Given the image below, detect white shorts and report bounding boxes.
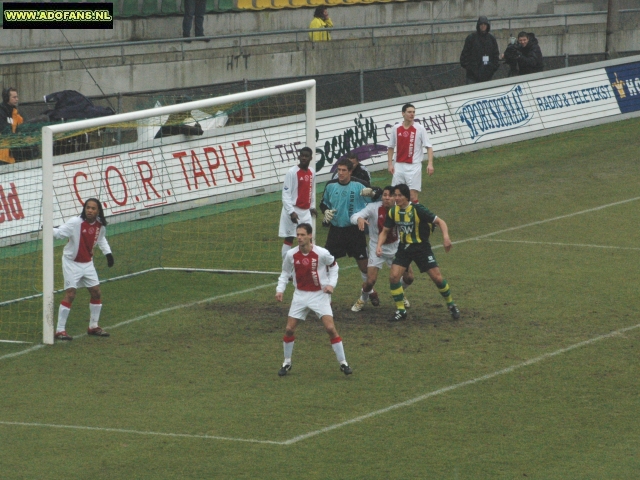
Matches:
[392,163,422,192]
[367,240,397,270]
[368,252,394,270]
[279,206,313,238]
[62,256,100,290]
[288,289,333,320]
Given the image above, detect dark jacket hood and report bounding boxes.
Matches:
[476,16,491,33]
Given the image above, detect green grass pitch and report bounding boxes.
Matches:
[1,117,639,478]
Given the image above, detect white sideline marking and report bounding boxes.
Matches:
[0,344,45,361]
[106,282,277,331]
[1,323,638,444]
[452,196,640,246]
[0,421,285,445]
[0,340,33,344]
[282,322,640,445]
[478,239,640,251]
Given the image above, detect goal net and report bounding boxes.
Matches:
[0,80,316,345]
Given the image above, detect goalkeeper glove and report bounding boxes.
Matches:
[106,253,115,268]
[360,187,382,200]
[323,209,336,223]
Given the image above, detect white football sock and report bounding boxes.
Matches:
[283,336,294,363]
[331,338,346,364]
[89,302,102,329]
[56,303,71,332]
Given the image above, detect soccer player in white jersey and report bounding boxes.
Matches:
[278,146,316,259]
[275,223,353,376]
[349,186,414,312]
[53,198,114,340]
[387,103,434,204]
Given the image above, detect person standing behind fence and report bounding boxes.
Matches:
[460,16,500,84]
[502,32,544,76]
[183,0,206,40]
[309,6,333,42]
[0,87,23,165]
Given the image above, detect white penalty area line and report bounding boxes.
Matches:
[2,322,638,445]
[477,239,640,251]
[2,195,638,356]
[283,321,640,445]
[0,421,285,445]
[0,283,276,363]
[451,196,640,247]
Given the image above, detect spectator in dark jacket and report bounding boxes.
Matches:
[460,16,500,84]
[503,32,544,76]
[0,87,23,164]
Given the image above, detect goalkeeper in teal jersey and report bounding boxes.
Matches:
[376,183,460,322]
[320,158,381,280]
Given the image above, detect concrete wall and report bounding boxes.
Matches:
[4,9,639,104]
[0,0,598,49]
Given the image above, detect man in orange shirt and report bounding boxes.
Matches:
[0,87,24,165]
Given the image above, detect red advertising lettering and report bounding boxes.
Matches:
[173,151,191,190]
[203,147,220,186]
[105,166,129,207]
[7,183,24,220]
[190,150,211,189]
[217,146,232,183]
[136,161,161,200]
[0,185,12,222]
[236,140,255,179]
[73,171,88,206]
[230,144,244,183]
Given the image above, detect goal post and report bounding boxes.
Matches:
[41,80,317,345]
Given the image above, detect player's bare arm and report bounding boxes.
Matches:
[290,212,299,223]
[323,285,334,294]
[387,147,395,174]
[376,226,390,256]
[357,217,369,231]
[275,292,284,302]
[426,147,434,176]
[310,208,317,216]
[434,218,452,252]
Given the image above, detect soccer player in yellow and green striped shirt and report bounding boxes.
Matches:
[376,184,460,322]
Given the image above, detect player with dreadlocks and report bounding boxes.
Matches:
[53,198,114,340]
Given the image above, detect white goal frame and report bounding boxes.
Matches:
[41,80,317,345]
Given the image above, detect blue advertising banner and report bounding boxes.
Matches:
[605,61,640,114]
